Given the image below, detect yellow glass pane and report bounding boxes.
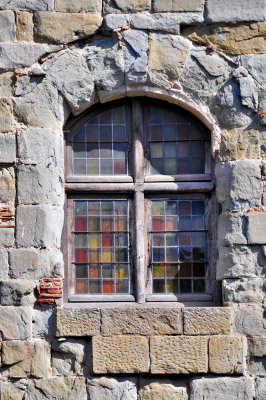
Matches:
[152,201,164,216]
[153,264,165,278]
[88,234,100,247]
[102,249,113,263]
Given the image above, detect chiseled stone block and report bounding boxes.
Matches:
[217,212,247,247]
[138,378,188,400]
[0,72,14,98]
[34,11,103,44]
[0,133,16,163]
[209,336,244,374]
[87,377,137,400]
[184,307,232,335]
[150,336,208,374]
[206,0,266,23]
[0,228,14,247]
[0,167,15,203]
[27,377,87,400]
[233,305,266,336]
[247,213,266,244]
[153,0,204,12]
[0,0,54,10]
[248,337,266,357]
[0,43,49,69]
[0,11,15,42]
[101,307,182,335]
[223,278,265,304]
[0,98,13,133]
[103,0,151,13]
[16,11,34,41]
[56,308,101,336]
[55,0,102,12]
[92,336,149,374]
[0,306,32,340]
[190,376,254,400]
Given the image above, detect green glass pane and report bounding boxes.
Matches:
[193,263,205,277]
[85,125,98,141]
[114,201,127,216]
[179,263,192,277]
[163,110,176,123]
[152,201,164,216]
[177,142,189,157]
[166,247,178,262]
[101,201,113,215]
[76,265,88,279]
[100,110,112,124]
[89,280,101,294]
[88,234,100,247]
[150,143,163,158]
[73,127,85,141]
[116,279,129,294]
[75,202,87,216]
[153,264,165,278]
[150,159,164,174]
[193,279,205,293]
[100,159,113,174]
[115,265,128,278]
[100,125,112,141]
[113,143,126,159]
[153,234,164,247]
[86,159,99,175]
[73,159,86,175]
[191,158,205,173]
[150,106,163,123]
[102,249,114,263]
[192,232,205,247]
[164,124,177,141]
[180,279,192,293]
[166,279,178,293]
[166,264,178,278]
[102,265,114,278]
[166,233,178,246]
[150,125,163,141]
[164,159,177,175]
[113,106,125,124]
[75,234,87,248]
[87,202,100,215]
[164,142,176,158]
[76,279,88,294]
[100,143,112,158]
[165,200,177,215]
[88,216,100,231]
[153,279,165,293]
[73,142,86,158]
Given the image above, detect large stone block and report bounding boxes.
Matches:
[0,133,16,163]
[190,377,254,400]
[209,336,244,374]
[9,247,64,279]
[27,377,87,400]
[256,378,266,400]
[55,0,102,12]
[241,55,266,87]
[138,378,188,400]
[101,307,182,335]
[56,308,101,336]
[150,336,208,374]
[131,12,203,31]
[248,337,266,357]
[233,305,266,336]
[184,307,231,335]
[0,227,14,247]
[0,98,13,133]
[87,377,137,400]
[92,336,149,373]
[16,205,64,247]
[153,0,204,12]
[148,33,191,89]
[0,11,15,42]
[103,0,151,13]
[17,128,63,167]
[33,308,55,338]
[216,246,265,280]
[43,48,97,115]
[223,278,265,304]
[14,76,65,129]
[0,167,15,202]
[34,11,103,44]
[219,129,260,162]
[0,279,35,306]
[206,0,266,23]
[0,43,49,69]
[52,338,86,376]
[247,213,266,244]
[217,212,247,247]
[248,357,266,376]
[17,165,64,206]
[0,380,26,400]
[0,0,54,10]
[16,11,34,41]
[0,248,9,280]
[0,306,32,340]
[0,72,14,98]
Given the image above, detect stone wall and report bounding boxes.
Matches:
[0,1,265,399]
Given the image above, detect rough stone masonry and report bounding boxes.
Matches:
[0,0,266,399]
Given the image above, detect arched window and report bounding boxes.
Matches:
[64,99,218,303]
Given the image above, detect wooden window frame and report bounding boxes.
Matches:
[63,98,218,304]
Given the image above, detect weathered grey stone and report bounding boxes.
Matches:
[247,213,266,244]
[138,378,188,400]
[83,35,125,101]
[43,48,97,115]
[93,336,149,373]
[259,88,266,125]
[52,338,86,376]
[184,307,231,335]
[33,308,55,338]
[0,72,14,98]
[256,378,266,399]
[9,247,64,279]
[104,14,131,30]
[233,305,266,336]
[0,279,35,306]
[0,98,13,133]
[102,307,182,335]
[0,133,16,163]
[121,29,148,86]
[180,46,232,102]
[17,128,63,167]
[56,308,101,336]
[0,43,49,69]
[217,246,265,280]
[0,380,27,400]
[16,11,34,41]
[0,228,14,247]
[223,278,265,304]
[237,77,259,111]
[218,212,247,247]
[209,336,244,374]
[0,167,15,202]
[150,336,208,374]
[87,377,137,400]
[56,0,102,12]
[248,357,266,376]
[0,248,9,280]
[248,337,266,357]
[27,377,87,400]
[0,11,15,42]
[148,33,191,89]
[190,377,254,400]
[153,0,204,12]
[241,55,266,87]
[14,76,66,129]
[0,306,32,340]
[104,0,151,13]
[17,165,64,206]
[34,11,103,44]
[16,205,64,247]
[206,0,266,23]
[131,12,203,32]
[0,0,54,10]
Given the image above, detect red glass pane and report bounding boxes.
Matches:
[76,280,88,294]
[179,232,191,246]
[102,234,113,247]
[150,125,163,140]
[114,159,126,174]
[75,248,88,263]
[152,217,164,231]
[89,266,101,278]
[103,279,115,294]
[178,124,189,140]
[178,158,189,174]
[75,217,87,232]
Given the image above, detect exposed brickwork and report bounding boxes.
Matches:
[37,278,63,305]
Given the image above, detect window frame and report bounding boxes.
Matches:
[63,98,216,304]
